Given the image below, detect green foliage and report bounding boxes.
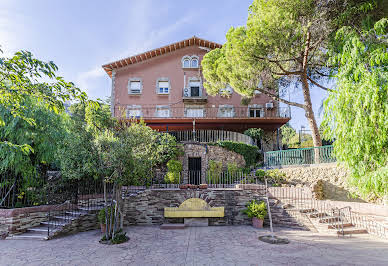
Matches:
[243,200,267,220]
[324,19,388,198]
[244,128,263,143]
[207,160,223,183]
[0,98,67,178]
[255,169,286,184]
[212,141,259,166]
[111,230,129,244]
[0,50,92,151]
[98,207,113,224]
[281,124,297,147]
[165,159,182,184]
[227,162,239,176]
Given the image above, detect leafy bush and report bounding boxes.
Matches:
[255,169,286,185]
[165,159,182,184]
[111,231,129,244]
[211,141,259,166]
[227,163,239,176]
[243,200,267,220]
[207,160,223,183]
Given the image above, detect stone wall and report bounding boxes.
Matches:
[50,211,99,239]
[0,204,73,235]
[122,189,304,228]
[180,143,245,183]
[277,163,361,202]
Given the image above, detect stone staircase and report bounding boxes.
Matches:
[287,204,368,236]
[6,204,104,241]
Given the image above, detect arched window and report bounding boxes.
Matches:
[182,56,191,68]
[191,56,199,68]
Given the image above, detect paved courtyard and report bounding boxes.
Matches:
[1,226,388,266]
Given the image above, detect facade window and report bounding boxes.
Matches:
[182,55,199,68]
[185,108,204,118]
[217,105,235,118]
[158,81,169,94]
[219,85,233,97]
[182,57,191,68]
[189,79,201,97]
[128,78,142,94]
[191,58,198,68]
[155,106,170,117]
[249,108,264,118]
[127,105,142,118]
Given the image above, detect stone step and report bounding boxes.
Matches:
[7,231,48,240]
[337,229,368,235]
[27,226,60,233]
[53,215,78,221]
[310,212,327,218]
[77,206,104,211]
[41,221,68,227]
[160,224,186,230]
[300,208,317,214]
[328,223,353,229]
[66,211,87,216]
[319,216,341,223]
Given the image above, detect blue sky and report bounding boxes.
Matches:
[1,0,328,130]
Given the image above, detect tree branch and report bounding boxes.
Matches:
[306,76,333,92]
[255,87,305,109]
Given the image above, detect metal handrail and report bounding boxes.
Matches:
[0,180,16,207]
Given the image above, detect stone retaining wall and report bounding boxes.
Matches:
[0,204,74,235]
[122,189,304,228]
[277,163,361,202]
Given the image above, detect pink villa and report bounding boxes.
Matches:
[102,36,290,152]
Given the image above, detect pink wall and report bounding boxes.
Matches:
[113,45,277,117]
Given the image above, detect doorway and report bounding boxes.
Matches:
[188,157,201,185]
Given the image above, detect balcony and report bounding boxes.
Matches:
[182,87,207,103]
[115,105,290,131]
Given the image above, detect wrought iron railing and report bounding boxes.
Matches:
[114,106,291,119]
[264,145,335,167]
[163,130,255,145]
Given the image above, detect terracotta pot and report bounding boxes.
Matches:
[252,217,264,228]
[199,184,208,189]
[100,224,106,234]
[179,184,189,189]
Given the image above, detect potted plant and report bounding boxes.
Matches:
[242,200,267,228]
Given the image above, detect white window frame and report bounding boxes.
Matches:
[156,77,170,95]
[155,105,171,118]
[181,55,200,68]
[191,56,199,68]
[128,78,143,95]
[185,107,204,118]
[248,104,264,118]
[217,105,235,118]
[188,77,202,97]
[126,105,142,118]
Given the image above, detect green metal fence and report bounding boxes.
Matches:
[264,145,335,167]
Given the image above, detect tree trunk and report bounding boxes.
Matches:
[301,75,322,163]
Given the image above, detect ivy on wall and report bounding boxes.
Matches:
[209,141,259,166]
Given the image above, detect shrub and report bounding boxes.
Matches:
[255,169,266,181]
[227,162,239,176]
[212,141,259,166]
[207,160,223,183]
[165,159,182,184]
[243,200,267,220]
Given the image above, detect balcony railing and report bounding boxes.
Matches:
[115,106,291,119]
